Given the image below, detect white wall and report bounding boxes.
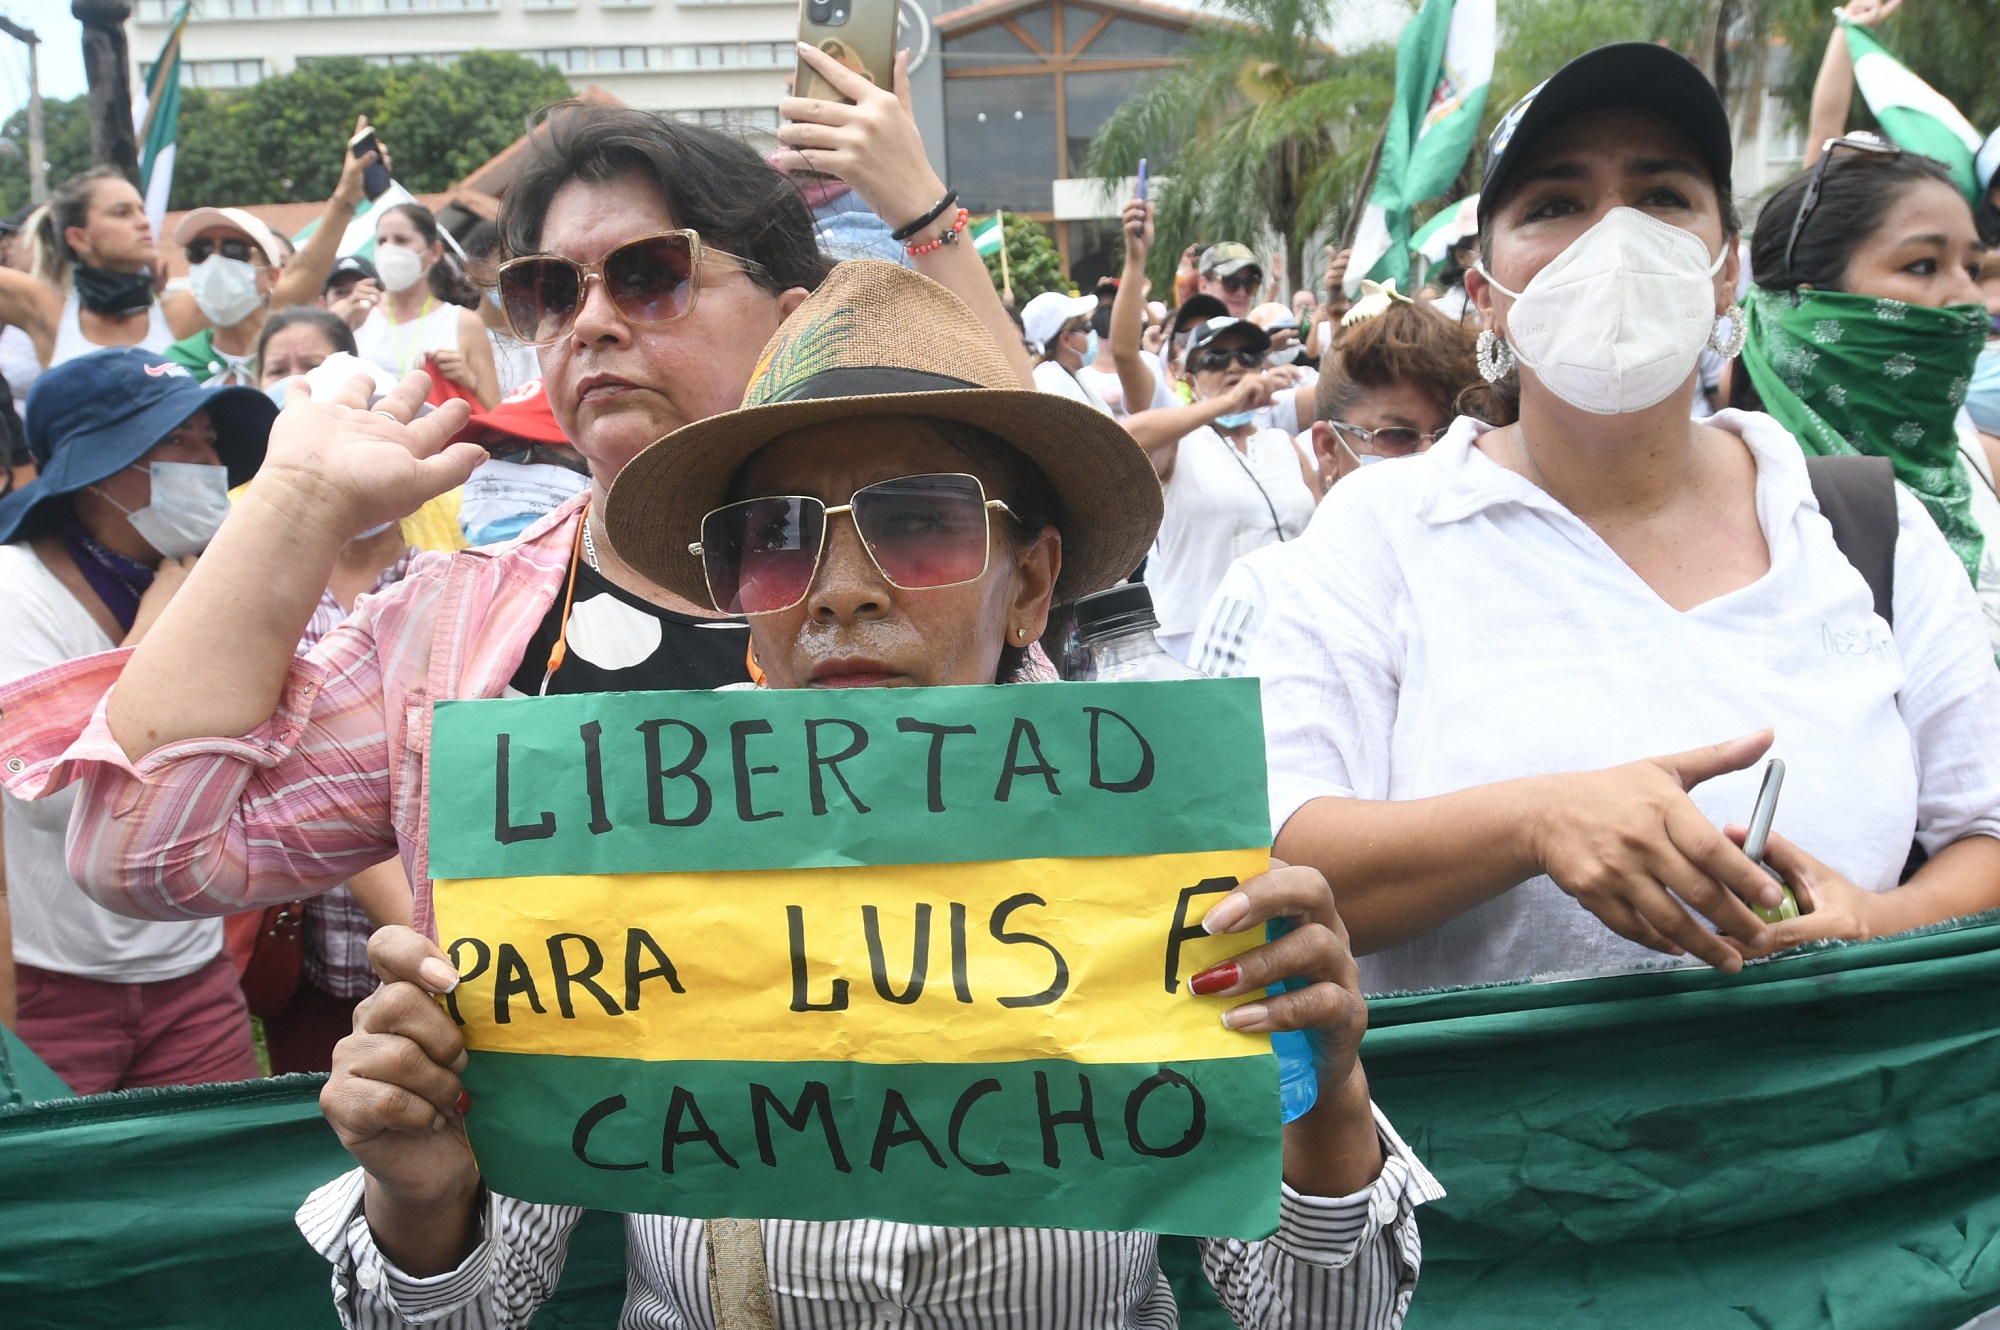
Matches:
[129,0,801,119]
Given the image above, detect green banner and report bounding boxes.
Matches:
[10,921,2000,1325]
[428,678,1269,880]
[464,1053,1278,1239]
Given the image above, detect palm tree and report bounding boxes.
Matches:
[1083,0,1397,296]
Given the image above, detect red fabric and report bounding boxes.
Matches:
[452,378,570,449]
[422,353,482,411]
[14,955,261,1095]
[262,977,365,1075]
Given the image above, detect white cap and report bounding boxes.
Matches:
[174,206,286,267]
[1980,125,2000,193]
[1020,291,1097,354]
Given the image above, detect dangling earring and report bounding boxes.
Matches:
[1476,329,1516,384]
[1709,303,1747,358]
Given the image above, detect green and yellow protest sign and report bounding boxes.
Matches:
[428,678,1283,1239]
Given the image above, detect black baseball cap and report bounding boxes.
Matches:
[324,253,379,289]
[1183,317,1272,363]
[1476,43,1733,228]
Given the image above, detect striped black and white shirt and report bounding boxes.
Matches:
[296,1105,1441,1329]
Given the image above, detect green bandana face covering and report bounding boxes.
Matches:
[1741,287,1987,584]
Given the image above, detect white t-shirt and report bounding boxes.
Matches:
[0,543,224,982]
[50,291,175,368]
[1074,363,1127,416]
[2,325,41,420]
[1188,538,1305,678]
[1031,359,1112,415]
[1251,411,2000,994]
[1951,416,2000,657]
[1149,425,1316,653]
[354,300,462,380]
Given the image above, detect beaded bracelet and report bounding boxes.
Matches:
[890,190,959,242]
[907,208,970,257]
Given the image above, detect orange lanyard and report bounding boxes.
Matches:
[538,517,588,696]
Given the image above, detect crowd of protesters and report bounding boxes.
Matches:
[0,3,1998,1324]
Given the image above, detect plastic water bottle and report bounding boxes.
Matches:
[1073,584,1319,1123]
[1071,584,1205,681]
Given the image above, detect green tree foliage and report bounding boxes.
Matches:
[981,213,1070,303]
[1084,0,1396,295]
[0,51,571,216]
[0,95,95,218]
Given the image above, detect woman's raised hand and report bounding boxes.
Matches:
[253,371,484,545]
[1530,731,1789,972]
[778,45,940,232]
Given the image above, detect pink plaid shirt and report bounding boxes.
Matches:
[0,493,589,941]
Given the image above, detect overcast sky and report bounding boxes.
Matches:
[0,0,1414,121]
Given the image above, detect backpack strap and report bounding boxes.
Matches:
[1805,454,1898,628]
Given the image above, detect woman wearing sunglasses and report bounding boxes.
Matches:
[1252,42,2000,995]
[1188,293,1493,679]
[286,259,1437,1329]
[1146,315,1318,662]
[1730,135,2000,654]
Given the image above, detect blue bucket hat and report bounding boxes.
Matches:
[0,348,278,545]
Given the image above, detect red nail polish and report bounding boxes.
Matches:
[1189,962,1240,996]
[453,1089,472,1117]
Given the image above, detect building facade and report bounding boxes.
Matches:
[129,0,805,129]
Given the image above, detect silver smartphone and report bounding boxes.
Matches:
[1742,759,1801,923]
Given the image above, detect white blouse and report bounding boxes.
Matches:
[1251,411,2000,993]
[1150,426,1316,652]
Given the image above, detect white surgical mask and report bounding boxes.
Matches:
[1266,345,1302,366]
[1478,206,1725,415]
[98,461,233,558]
[1213,410,1257,429]
[375,244,426,294]
[189,255,264,328]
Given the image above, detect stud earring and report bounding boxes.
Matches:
[1476,329,1516,383]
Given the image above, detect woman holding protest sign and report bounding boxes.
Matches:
[298,260,1439,1329]
[1253,43,2000,995]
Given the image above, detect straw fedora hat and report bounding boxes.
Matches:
[604,260,1163,608]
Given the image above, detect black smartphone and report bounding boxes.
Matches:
[349,127,391,201]
[1742,758,1801,923]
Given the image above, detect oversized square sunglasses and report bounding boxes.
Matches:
[690,473,1020,616]
[494,229,769,346]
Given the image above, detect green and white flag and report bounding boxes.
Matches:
[970,212,1006,258]
[290,180,419,259]
[1842,16,1982,206]
[1411,193,1479,266]
[1347,0,1494,296]
[132,3,191,235]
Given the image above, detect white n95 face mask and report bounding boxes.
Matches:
[374,244,426,294]
[1479,206,1726,415]
[99,461,234,558]
[188,256,264,328]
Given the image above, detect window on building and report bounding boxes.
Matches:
[1063,67,1154,176]
[178,58,266,87]
[523,0,580,9]
[1764,90,1805,166]
[595,45,659,70]
[600,0,655,8]
[1072,15,1183,57]
[527,47,592,71]
[745,42,787,67]
[1010,8,1054,52]
[945,75,1059,212]
[942,24,1041,64]
[672,107,781,132]
[671,43,743,68]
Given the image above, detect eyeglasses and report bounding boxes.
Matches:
[691,472,1019,616]
[184,237,258,265]
[1782,134,1905,301]
[1190,346,1264,373]
[1329,421,1440,456]
[1218,270,1262,294]
[494,230,770,346]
